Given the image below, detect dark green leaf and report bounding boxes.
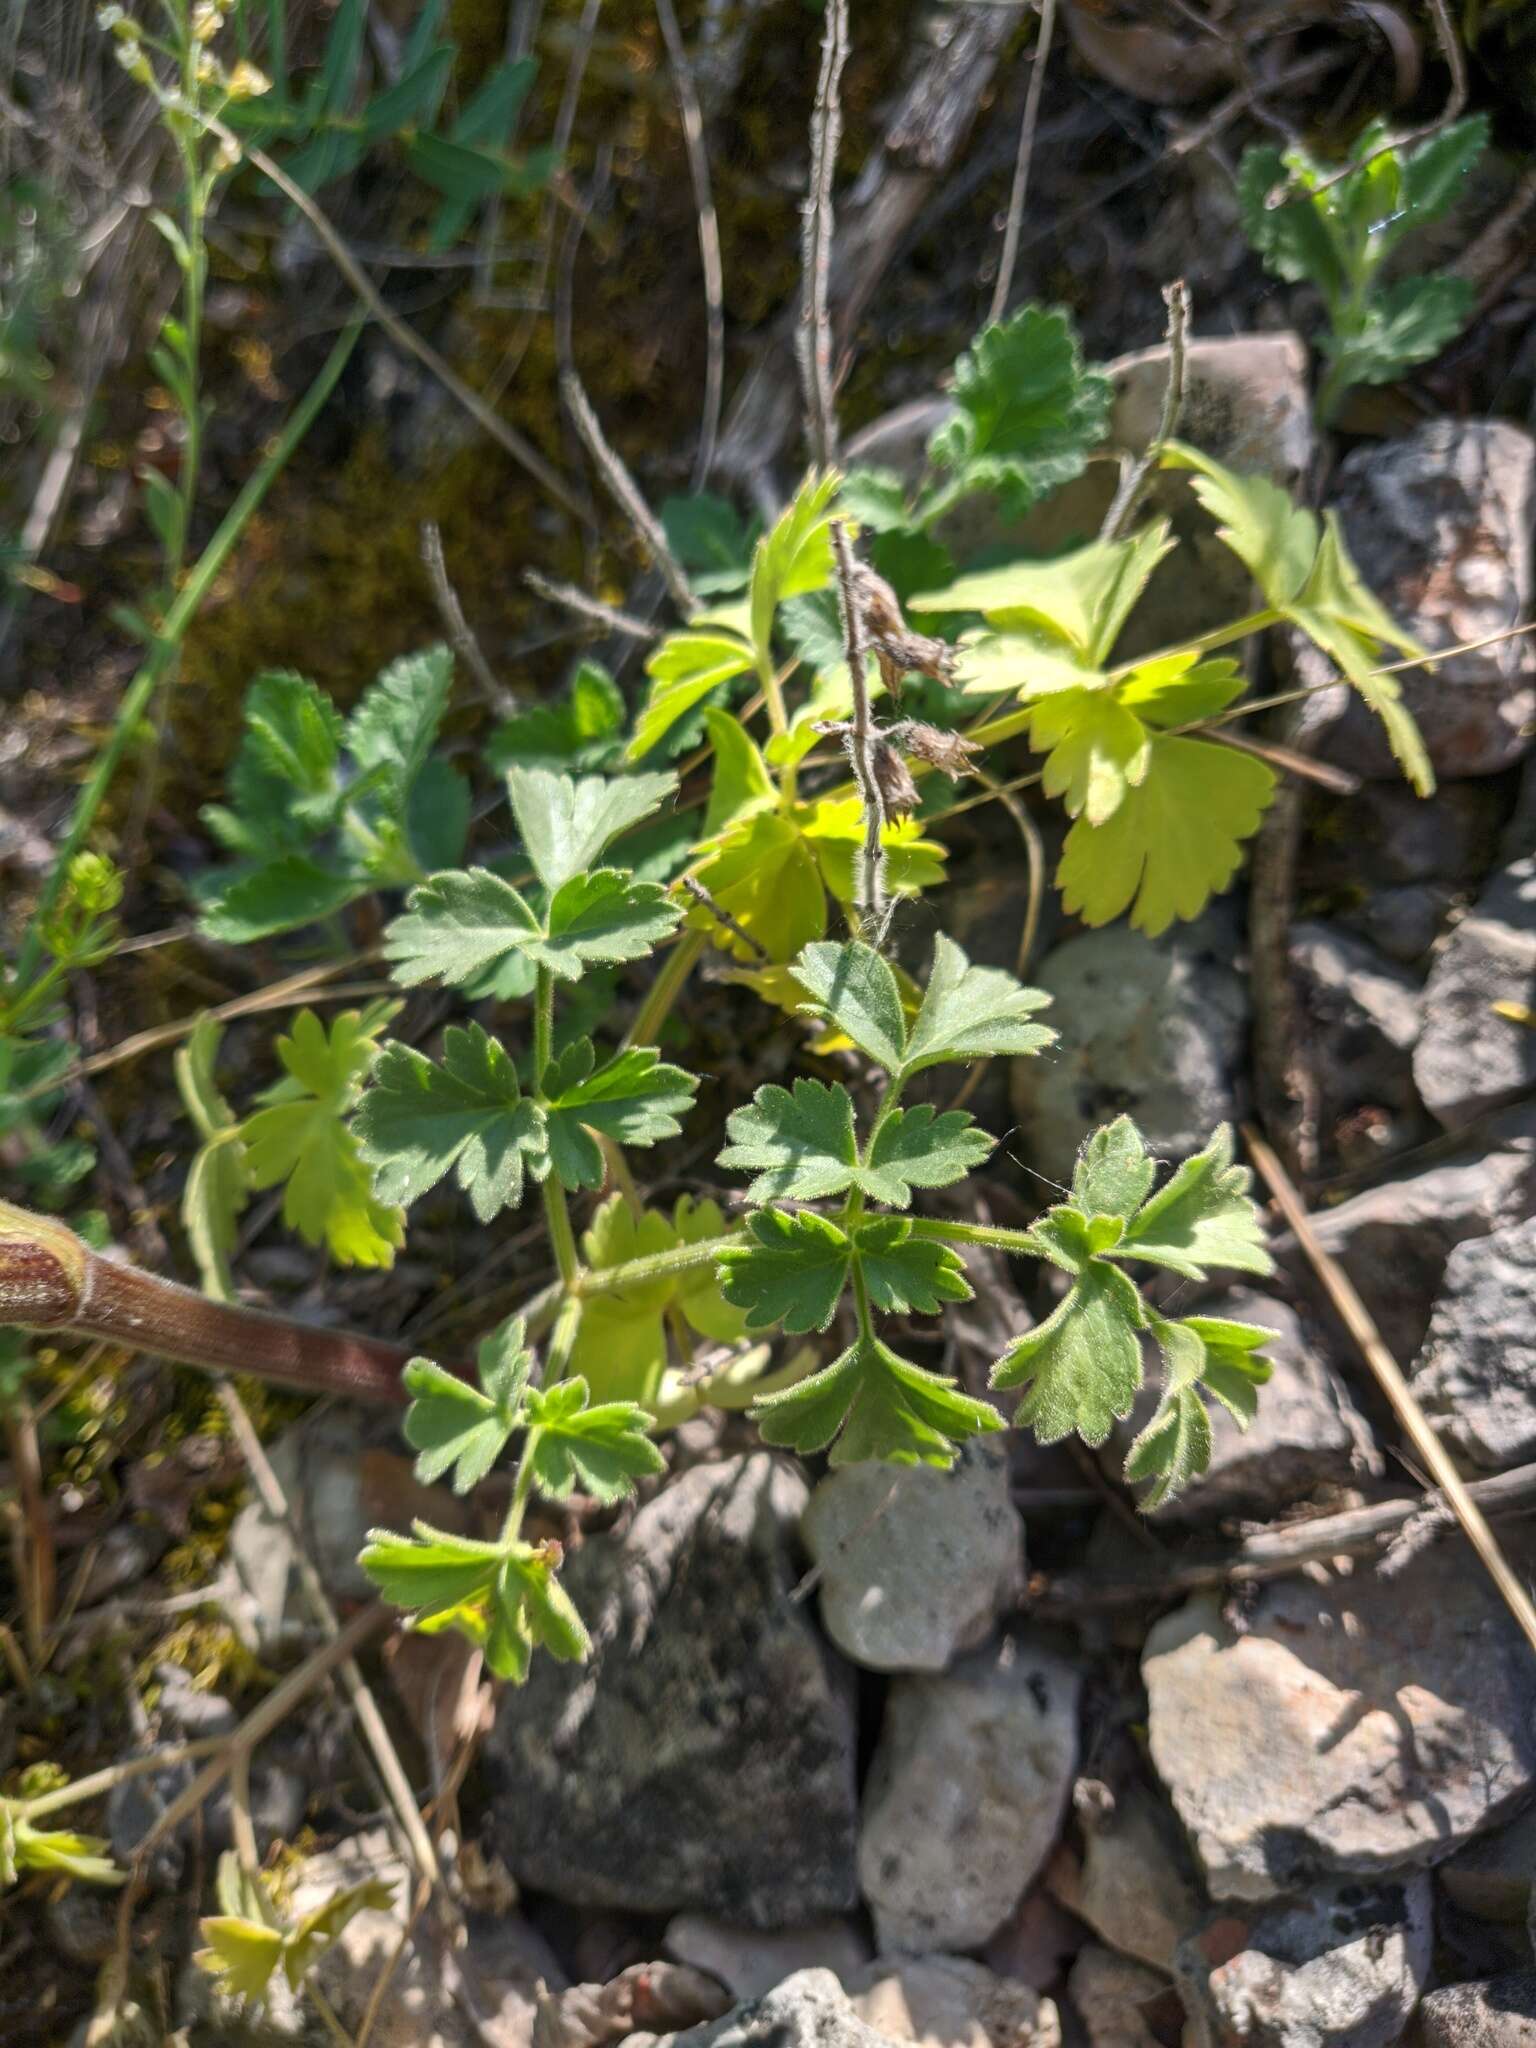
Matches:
[864,1103,995,1206]
[507,766,677,892]
[990,1258,1145,1445]
[717,1208,852,1333]
[1071,1115,1156,1220]
[354,1022,549,1222]
[754,1331,1002,1469]
[541,1041,699,1190]
[854,1218,972,1315]
[1117,1124,1273,1279]
[661,494,759,595]
[717,1078,861,1203]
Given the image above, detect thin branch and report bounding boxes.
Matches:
[522,568,659,642]
[654,0,726,487]
[681,876,769,961]
[420,522,518,716]
[198,113,592,530]
[1100,277,1190,541]
[830,520,886,929]
[1033,1458,1536,1612]
[559,368,696,616]
[1244,1124,1536,1662]
[1265,0,1466,209]
[798,0,848,470]
[988,0,1058,325]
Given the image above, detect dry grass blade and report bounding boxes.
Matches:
[655,0,726,486]
[1243,1124,1536,1662]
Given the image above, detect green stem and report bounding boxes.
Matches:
[542,1177,581,1292]
[1108,608,1281,674]
[577,1231,740,1297]
[16,314,364,983]
[500,1423,545,1545]
[906,1216,1047,1257]
[532,966,554,1081]
[622,927,707,1051]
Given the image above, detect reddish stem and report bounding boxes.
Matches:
[0,1201,421,1406]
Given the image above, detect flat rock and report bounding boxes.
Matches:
[1414,857,1536,1129]
[1066,1945,1171,2048]
[1310,780,1511,890]
[1103,1291,1378,1525]
[1420,1973,1536,2047]
[859,1633,1080,1953]
[801,1439,1024,1673]
[1347,881,1456,967]
[483,1454,859,1929]
[1291,419,1536,780]
[663,1917,871,2003]
[1011,918,1248,1185]
[1046,1778,1204,1971]
[1411,1217,1536,1469]
[1440,1800,1536,1923]
[1143,1542,1536,1902]
[844,1955,1061,2048]
[1173,1876,1432,2048]
[1272,1099,1536,1361]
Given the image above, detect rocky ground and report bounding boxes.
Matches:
[4,3,1536,2046]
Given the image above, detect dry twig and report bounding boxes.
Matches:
[560,369,696,616]
[1101,278,1190,542]
[830,521,886,927]
[799,0,848,469]
[1244,1124,1536,1662]
[654,0,726,486]
[421,522,518,716]
[989,0,1058,324]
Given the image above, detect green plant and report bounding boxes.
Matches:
[0,296,1445,1704]
[1238,114,1490,424]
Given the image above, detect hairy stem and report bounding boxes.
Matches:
[829,520,885,929]
[622,927,707,1051]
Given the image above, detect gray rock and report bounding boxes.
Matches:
[1349,882,1455,967]
[1411,1217,1536,1469]
[1143,1542,1536,1902]
[484,1454,859,1928]
[665,1971,904,2048]
[1440,1800,1536,1922]
[1414,857,1536,1129]
[1287,923,1422,1146]
[859,1633,1080,1953]
[1273,1099,1536,1361]
[1291,419,1536,780]
[663,1917,871,2004]
[1066,1945,1170,2048]
[1011,919,1248,1186]
[1104,1291,1378,1524]
[1174,1876,1432,2048]
[1046,1778,1204,1971]
[843,1954,1061,2048]
[1420,1974,1536,2047]
[801,1439,1024,1673]
[1309,780,1510,891]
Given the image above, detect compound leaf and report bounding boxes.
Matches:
[400,1315,531,1493]
[864,1103,995,1206]
[539,870,682,977]
[541,1041,698,1190]
[717,1208,852,1333]
[754,1330,1002,1469]
[900,933,1055,1073]
[507,766,677,892]
[717,1078,860,1203]
[854,1218,972,1315]
[354,1022,549,1223]
[1117,1123,1272,1279]
[1057,733,1276,936]
[1072,1114,1156,1221]
[990,1257,1145,1445]
[524,1377,665,1503]
[926,305,1111,519]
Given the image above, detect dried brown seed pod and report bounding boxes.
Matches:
[871,737,920,816]
[895,721,982,779]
